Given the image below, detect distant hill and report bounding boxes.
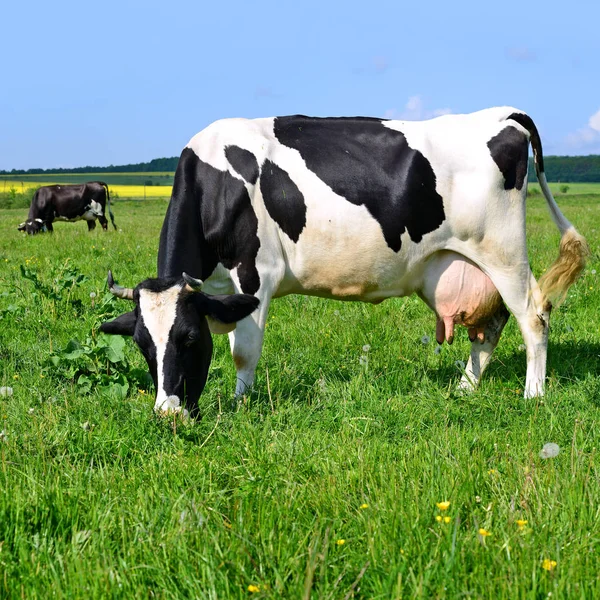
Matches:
[2,154,600,182]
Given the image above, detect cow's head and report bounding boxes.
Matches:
[18,219,45,234]
[100,271,259,418]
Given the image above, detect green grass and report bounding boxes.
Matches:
[1,194,599,599]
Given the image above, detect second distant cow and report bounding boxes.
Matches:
[18,181,117,234]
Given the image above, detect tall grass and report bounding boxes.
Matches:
[0,195,599,598]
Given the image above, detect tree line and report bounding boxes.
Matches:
[2,155,600,182]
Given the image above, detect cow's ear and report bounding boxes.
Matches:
[100,311,137,336]
[196,293,259,324]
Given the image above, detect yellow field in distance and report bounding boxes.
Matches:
[0,180,173,199]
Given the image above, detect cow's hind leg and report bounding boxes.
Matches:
[457,304,510,392]
[473,264,550,398]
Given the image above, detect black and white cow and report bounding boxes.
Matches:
[101,107,588,418]
[18,181,117,234]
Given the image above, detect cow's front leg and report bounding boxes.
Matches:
[87,220,97,231]
[45,221,53,232]
[458,304,510,392]
[228,288,272,402]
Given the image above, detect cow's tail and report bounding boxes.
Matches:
[508,112,590,305]
[99,182,117,230]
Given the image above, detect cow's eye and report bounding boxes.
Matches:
[185,333,198,347]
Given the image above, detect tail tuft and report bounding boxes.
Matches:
[538,228,590,305]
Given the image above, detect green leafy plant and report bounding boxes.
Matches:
[48,335,152,397]
[20,262,88,304]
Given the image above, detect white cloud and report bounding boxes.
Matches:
[506,46,537,62]
[565,107,600,151]
[589,108,600,132]
[384,95,452,121]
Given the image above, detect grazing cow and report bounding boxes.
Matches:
[18,181,116,234]
[101,107,588,418]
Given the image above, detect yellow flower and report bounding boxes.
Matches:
[478,528,491,537]
[443,516,451,524]
[138,389,146,395]
[359,503,369,509]
[336,539,345,546]
[13,375,19,380]
[435,515,443,522]
[516,519,528,529]
[542,559,557,572]
[248,584,260,593]
[487,469,497,475]
[400,548,405,555]
[436,501,450,511]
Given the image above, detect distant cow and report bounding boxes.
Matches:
[18,181,116,234]
[101,107,588,418]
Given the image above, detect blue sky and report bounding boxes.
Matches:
[1,0,599,170]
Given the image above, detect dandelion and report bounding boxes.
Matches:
[336,539,345,546]
[421,334,430,345]
[592,269,597,275]
[0,387,13,397]
[478,528,491,537]
[475,495,482,503]
[436,501,450,511]
[28,408,35,415]
[359,503,369,509]
[540,443,560,459]
[435,515,443,522]
[542,558,557,571]
[13,374,19,380]
[516,519,528,529]
[434,345,441,355]
[90,292,97,299]
[488,469,497,475]
[81,421,91,431]
[359,355,368,366]
[362,344,371,353]
[248,584,261,593]
[443,516,451,524]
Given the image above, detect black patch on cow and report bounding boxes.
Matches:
[158,148,261,294]
[273,116,445,252]
[487,125,529,191]
[260,159,307,242]
[507,112,545,174]
[225,145,260,184]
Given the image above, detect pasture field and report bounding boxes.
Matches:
[0,194,599,599]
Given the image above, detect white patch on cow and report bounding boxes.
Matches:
[139,285,183,413]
